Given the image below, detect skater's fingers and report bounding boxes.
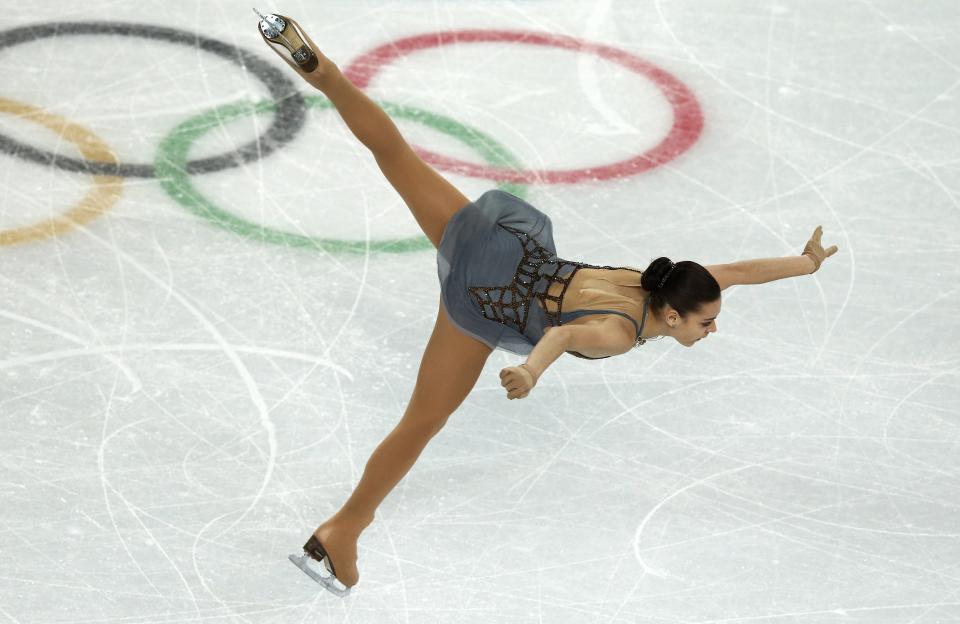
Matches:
[502,368,526,381]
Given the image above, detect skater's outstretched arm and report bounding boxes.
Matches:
[712,226,839,287]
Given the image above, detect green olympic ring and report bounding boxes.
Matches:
[156,96,528,254]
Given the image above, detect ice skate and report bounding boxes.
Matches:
[254,10,337,90]
[254,9,319,72]
[288,534,352,598]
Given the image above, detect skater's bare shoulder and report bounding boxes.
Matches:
[559,317,635,358]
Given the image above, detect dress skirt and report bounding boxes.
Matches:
[437,189,572,355]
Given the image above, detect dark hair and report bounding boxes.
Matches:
[640,257,720,317]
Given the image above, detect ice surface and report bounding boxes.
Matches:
[1,1,959,622]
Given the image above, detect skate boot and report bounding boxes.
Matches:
[254,9,319,72]
[288,534,352,597]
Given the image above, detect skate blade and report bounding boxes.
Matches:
[288,553,351,598]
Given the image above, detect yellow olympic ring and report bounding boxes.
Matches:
[0,97,122,246]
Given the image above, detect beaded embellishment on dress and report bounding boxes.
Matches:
[467,224,643,359]
[467,224,573,335]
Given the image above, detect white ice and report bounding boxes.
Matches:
[1,1,959,622]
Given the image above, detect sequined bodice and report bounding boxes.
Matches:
[466,224,644,360]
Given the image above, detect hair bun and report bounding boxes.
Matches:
[641,257,676,293]
[638,258,722,318]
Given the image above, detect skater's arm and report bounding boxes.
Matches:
[719,226,839,287]
[524,321,632,379]
[703,263,739,292]
[726,255,816,286]
[503,323,630,401]
[521,327,571,382]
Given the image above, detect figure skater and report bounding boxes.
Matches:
[260,18,839,597]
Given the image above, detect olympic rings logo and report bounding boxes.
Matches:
[0,22,703,254]
[0,98,123,246]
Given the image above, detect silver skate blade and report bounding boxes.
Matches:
[288,553,351,598]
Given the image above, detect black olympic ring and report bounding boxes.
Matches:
[0,21,307,178]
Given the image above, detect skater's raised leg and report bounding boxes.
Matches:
[262,19,469,249]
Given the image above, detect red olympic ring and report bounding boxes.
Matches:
[344,29,704,185]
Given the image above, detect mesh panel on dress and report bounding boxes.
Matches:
[467,224,580,335]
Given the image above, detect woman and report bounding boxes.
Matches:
[261,19,838,597]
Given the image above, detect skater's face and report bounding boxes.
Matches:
[676,298,721,347]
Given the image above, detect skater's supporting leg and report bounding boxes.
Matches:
[312,300,492,587]
[333,299,491,528]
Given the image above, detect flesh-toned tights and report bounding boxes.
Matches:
[310,67,494,587]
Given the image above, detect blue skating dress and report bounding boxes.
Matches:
[437,190,648,359]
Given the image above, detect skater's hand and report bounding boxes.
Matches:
[258,16,333,89]
[801,225,839,273]
[500,365,537,400]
